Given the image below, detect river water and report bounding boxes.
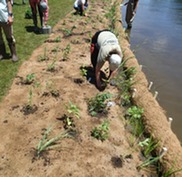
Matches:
[121,0,182,142]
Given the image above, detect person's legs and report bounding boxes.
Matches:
[29,1,38,30]
[3,23,18,61]
[125,0,134,28]
[0,26,6,60]
[38,3,43,27]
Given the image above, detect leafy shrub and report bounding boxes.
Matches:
[88,92,112,116]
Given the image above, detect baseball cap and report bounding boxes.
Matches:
[109,54,122,71]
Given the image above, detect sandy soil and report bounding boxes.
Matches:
[0,1,181,177]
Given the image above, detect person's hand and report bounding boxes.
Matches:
[97,81,106,91]
[7,16,13,25]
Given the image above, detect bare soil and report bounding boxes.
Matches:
[0,1,181,177]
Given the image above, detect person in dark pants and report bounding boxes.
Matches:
[0,0,18,61]
[90,30,123,90]
[124,0,139,29]
[73,0,88,16]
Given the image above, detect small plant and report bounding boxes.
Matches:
[22,73,35,84]
[28,88,33,108]
[61,114,75,130]
[127,106,144,120]
[62,26,76,37]
[36,126,72,157]
[47,59,56,72]
[91,121,109,141]
[66,101,80,119]
[21,87,38,115]
[62,44,71,61]
[88,92,112,116]
[137,147,168,170]
[54,36,61,43]
[138,137,159,158]
[121,91,132,106]
[51,46,60,53]
[126,106,144,136]
[80,66,87,77]
[38,47,49,62]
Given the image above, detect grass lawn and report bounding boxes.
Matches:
[0,0,73,101]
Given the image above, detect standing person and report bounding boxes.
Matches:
[0,0,18,61]
[122,0,139,29]
[29,0,48,31]
[90,30,123,90]
[74,0,88,16]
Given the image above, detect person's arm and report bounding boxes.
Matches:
[7,0,13,25]
[109,69,117,79]
[95,62,104,90]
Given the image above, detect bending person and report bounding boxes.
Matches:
[90,30,123,90]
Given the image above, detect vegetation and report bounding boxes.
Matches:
[87,92,112,116]
[91,121,109,141]
[22,73,35,84]
[36,125,72,157]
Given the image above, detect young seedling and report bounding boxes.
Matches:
[138,137,159,158]
[127,106,144,120]
[137,147,168,170]
[22,73,35,85]
[80,66,88,78]
[21,87,38,115]
[62,26,76,37]
[36,126,72,157]
[46,59,56,72]
[62,44,71,61]
[91,121,109,141]
[51,46,60,53]
[61,114,75,130]
[54,36,61,43]
[66,101,80,119]
[38,47,49,62]
[88,92,112,117]
[126,105,144,136]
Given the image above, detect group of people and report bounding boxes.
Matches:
[0,0,139,90]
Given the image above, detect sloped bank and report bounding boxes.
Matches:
[115,0,182,175]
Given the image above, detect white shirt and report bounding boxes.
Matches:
[97,31,122,67]
[0,0,9,22]
[74,0,86,7]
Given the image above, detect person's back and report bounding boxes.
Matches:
[97,31,121,64]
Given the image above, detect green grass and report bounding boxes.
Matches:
[0,0,73,101]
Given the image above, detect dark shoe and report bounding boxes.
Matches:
[127,23,132,29]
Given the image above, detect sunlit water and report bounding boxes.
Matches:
[121,0,182,142]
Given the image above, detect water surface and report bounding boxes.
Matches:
[121,0,182,142]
